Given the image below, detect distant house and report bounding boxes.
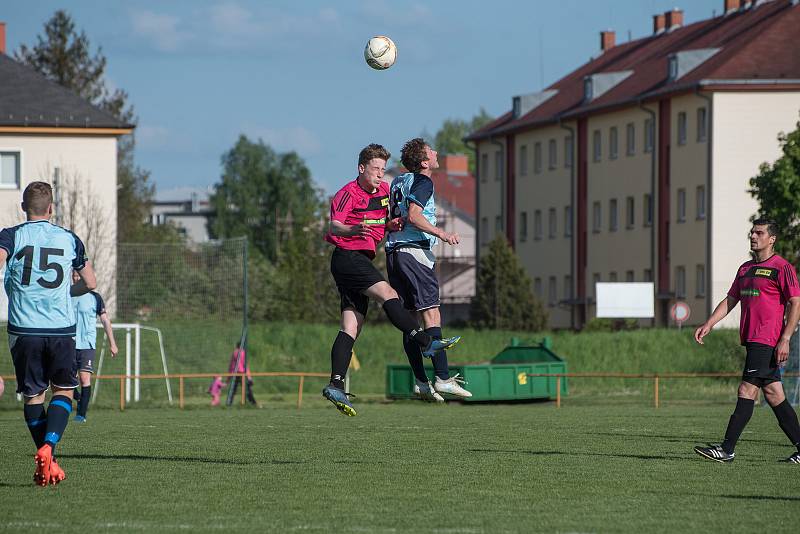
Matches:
[0,23,133,319]
[149,187,214,243]
[385,154,476,324]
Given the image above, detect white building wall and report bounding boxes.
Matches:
[711,92,800,330]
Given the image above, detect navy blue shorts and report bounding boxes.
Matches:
[387,248,440,311]
[76,348,96,374]
[10,335,78,397]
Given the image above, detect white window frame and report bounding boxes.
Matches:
[696,264,706,297]
[519,145,528,176]
[548,207,557,239]
[677,112,687,145]
[696,185,706,220]
[677,188,686,223]
[626,122,635,156]
[697,107,707,142]
[0,149,23,190]
[534,142,542,174]
[592,130,601,162]
[548,139,557,170]
[609,127,618,160]
[534,209,542,241]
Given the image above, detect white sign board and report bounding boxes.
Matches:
[596,282,655,318]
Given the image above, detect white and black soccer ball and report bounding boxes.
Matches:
[364,36,397,70]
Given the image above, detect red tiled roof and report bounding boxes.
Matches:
[385,155,476,219]
[467,0,800,140]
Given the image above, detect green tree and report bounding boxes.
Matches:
[15,10,160,242]
[433,108,493,173]
[748,118,800,265]
[470,235,548,331]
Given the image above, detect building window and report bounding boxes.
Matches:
[609,127,618,160]
[697,107,707,142]
[644,194,653,227]
[0,151,21,189]
[519,212,528,241]
[609,271,618,283]
[696,185,706,220]
[592,201,601,233]
[609,199,618,232]
[534,210,542,240]
[564,205,573,237]
[644,118,654,153]
[481,153,488,182]
[495,215,502,234]
[495,151,504,181]
[592,273,601,298]
[677,112,687,145]
[644,269,653,282]
[480,217,488,243]
[548,208,557,239]
[564,136,574,168]
[625,196,635,228]
[593,130,601,162]
[534,277,543,299]
[564,275,573,300]
[534,142,542,174]
[677,188,686,223]
[519,145,528,176]
[548,276,557,306]
[676,266,686,298]
[625,270,635,282]
[548,139,557,170]
[696,264,706,297]
[626,122,635,156]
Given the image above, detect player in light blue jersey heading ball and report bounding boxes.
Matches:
[0,181,97,486]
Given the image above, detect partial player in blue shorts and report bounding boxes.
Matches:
[0,181,97,485]
[72,271,118,422]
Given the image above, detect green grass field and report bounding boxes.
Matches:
[1,401,799,532]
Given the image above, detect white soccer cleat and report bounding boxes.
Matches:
[434,373,472,398]
[414,380,445,403]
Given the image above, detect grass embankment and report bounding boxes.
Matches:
[1,322,746,408]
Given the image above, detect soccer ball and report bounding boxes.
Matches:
[364,36,397,70]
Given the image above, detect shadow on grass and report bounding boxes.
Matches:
[467,448,684,461]
[589,432,786,447]
[0,482,31,488]
[58,453,304,466]
[721,494,800,502]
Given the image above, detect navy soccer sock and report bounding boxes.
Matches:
[403,333,429,383]
[78,385,91,417]
[382,299,432,348]
[24,404,48,449]
[426,326,450,380]
[44,395,73,453]
[770,399,800,452]
[721,397,754,454]
[330,331,355,390]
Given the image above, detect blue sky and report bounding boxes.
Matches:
[3,0,722,196]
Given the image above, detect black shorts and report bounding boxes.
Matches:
[386,248,440,311]
[75,348,96,374]
[742,342,782,388]
[330,247,385,316]
[10,335,78,397]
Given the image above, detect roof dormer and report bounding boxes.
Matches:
[583,71,633,102]
[667,48,721,82]
[512,90,558,119]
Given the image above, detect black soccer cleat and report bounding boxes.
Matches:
[693,444,734,463]
[784,451,800,464]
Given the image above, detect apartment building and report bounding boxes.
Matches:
[467,0,800,329]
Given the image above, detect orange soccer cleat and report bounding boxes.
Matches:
[33,444,53,487]
[49,458,66,485]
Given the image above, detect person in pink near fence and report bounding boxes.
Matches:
[229,342,257,406]
[208,376,225,406]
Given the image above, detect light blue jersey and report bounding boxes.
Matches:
[0,220,87,336]
[74,292,105,349]
[386,172,437,253]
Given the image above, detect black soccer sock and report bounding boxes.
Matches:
[78,385,91,417]
[770,399,800,451]
[44,395,73,453]
[403,334,429,383]
[426,326,450,380]
[721,397,754,454]
[382,299,431,348]
[24,404,48,449]
[330,331,355,390]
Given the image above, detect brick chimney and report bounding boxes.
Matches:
[665,9,684,31]
[724,0,741,13]
[653,13,666,34]
[0,22,6,55]
[600,30,616,52]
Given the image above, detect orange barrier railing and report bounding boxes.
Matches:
[0,372,330,411]
[528,372,800,408]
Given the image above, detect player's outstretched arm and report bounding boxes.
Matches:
[694,296,738,345]
[71,261,97,296]
[407,203,459,245]
[99,311,119,358]
[776,296,800,365]
[330,219,369,237]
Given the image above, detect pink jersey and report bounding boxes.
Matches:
[324,179,390,259]
[727,254,800,346]
[229,348,250,375]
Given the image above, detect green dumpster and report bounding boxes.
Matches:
[386,337,567,402]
